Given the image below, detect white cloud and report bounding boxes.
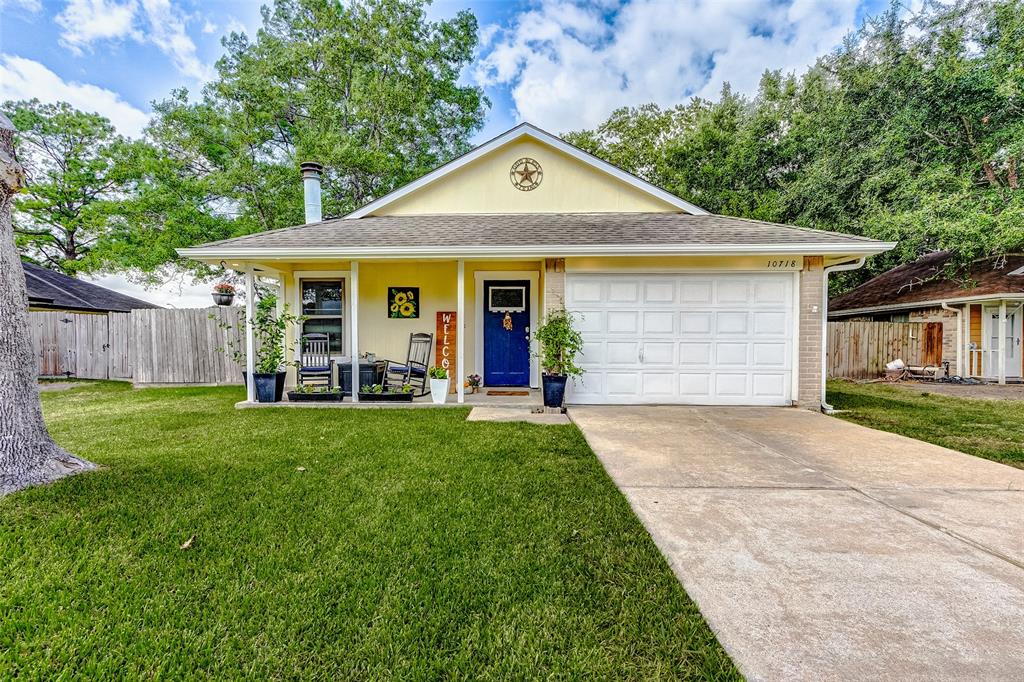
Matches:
[56,0,140,52]
[201,19,216,34]
[138,0,214,81]
[475,0,863,132]
[223,17,248,36]
[55,0,213,82]
[0,0,42,11]
[0,54,150,137]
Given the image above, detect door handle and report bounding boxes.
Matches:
[638,348,645,363]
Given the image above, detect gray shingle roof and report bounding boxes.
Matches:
[186,212,887,253]
[23,262,161,313]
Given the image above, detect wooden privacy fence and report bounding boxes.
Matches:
[827,320,944,380]
[30,307,247,385]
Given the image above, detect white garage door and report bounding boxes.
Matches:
[565,273,795,405]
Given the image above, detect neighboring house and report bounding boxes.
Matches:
[23,261,160,313]
[830,251,1024,383]
[179,123,893,407]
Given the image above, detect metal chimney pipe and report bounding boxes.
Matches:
[300,161,323,223]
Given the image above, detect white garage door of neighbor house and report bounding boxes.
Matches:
[565,273,795,405]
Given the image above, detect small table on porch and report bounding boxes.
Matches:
[338,359,385,396]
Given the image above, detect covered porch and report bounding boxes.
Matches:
[229,256,562,405]
[956,298,1024,384]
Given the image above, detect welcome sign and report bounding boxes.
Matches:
[435,311,457,393]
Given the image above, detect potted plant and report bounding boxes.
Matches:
[533,309,584,408]
[466,373,481,394]
[428,366,449,404]
[358,383,415,403]
[250,296,304,403]
[212,282,236,306]
[286,384,344,402]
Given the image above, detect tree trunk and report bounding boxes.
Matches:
[0,113,94,496]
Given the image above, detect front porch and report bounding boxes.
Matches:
[229,257,564,406]
[236,388,544,409]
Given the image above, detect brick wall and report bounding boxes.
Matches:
[543,258,565,315]
[908,306,959,375]
[798,256,824,409]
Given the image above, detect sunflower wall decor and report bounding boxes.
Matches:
[388,287,419,319]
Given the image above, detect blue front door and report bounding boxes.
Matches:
[483,280,531,386]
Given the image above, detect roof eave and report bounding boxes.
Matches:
[178,241,896,261]
[830,292,1024,317]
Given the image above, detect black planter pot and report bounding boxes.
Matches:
[244,371,287,402]
[357,392,414,403]
[542,374,568,408]
[211,292,235,306]
[252,373,281,403]
[286,391,344,402]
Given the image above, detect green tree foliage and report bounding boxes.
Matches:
[565,0,1024,290]
[110,0,487,276]
[3,100,132,274]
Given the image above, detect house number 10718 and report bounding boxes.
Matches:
[766,259,799,269]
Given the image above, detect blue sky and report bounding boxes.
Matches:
[1,0,889,304]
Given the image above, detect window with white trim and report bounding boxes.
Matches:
[301,280,344,354]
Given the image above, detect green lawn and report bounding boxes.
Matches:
[827,380,1024,468]
[1,382,737,679]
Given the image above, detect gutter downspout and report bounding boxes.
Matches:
[940,301,962,377]
[821,257,866,413]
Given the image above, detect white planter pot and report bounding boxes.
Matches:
[430,378,450,404]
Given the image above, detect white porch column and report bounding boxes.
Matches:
[244,266,256,403]
[966,303,974,376]
[351,261,360,402]
[998,300,1007,385]
[457,259,465,404]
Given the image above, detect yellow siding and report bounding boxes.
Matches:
[969,304,982,376]
[281,260,542,384]
[374,139,680,216]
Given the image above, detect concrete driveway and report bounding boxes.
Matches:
[569,406,1024,681]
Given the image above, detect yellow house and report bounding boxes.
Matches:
[179,123,894,408]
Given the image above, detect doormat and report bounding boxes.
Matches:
[486,390,530,396]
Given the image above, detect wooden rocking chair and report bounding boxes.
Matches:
[382,332,433,396]
[296,333,334,389]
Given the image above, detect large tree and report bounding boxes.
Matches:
[107,0,487,277]
[0,113,94,496]
[4,99,131,275]
[566,0,1024,291]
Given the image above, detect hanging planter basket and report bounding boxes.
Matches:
[212,283,236,306]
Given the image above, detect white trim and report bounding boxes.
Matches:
[290,270,351,362]
[831,293,1024,318]
[791,270,801,405]
[344,123,710,219]
[999,300,1007,384]
[244,267,255,403]
[473,270,541,388]
[821,257,867,411]
[488,285,527,312]
[179,242,895,261]
[350,262,359,402]
[982,302,1023,383]
[457,260,465,404]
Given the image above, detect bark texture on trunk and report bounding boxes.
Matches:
[0,113,94,497]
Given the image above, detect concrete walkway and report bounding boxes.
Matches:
[569,406,1024,681]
